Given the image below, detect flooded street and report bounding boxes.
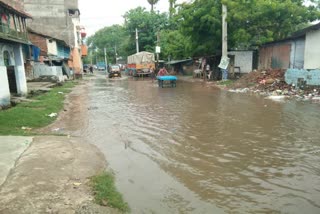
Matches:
[84,72,320,213]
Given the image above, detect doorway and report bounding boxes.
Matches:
[3,50,17,93]
[7,66,17,94]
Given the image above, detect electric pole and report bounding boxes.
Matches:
[221,4,228,80]
[115,45,117,64]
[136,28,139,53]
[104,47,107,71]
[222,4,227,58]
[157,31,160,69]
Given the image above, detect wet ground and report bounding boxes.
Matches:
[84,72,320,213]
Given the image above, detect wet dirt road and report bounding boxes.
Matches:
[84,72,320,213]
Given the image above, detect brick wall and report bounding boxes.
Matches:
[28,32,48,55]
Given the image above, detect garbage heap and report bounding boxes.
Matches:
[230,69,320,101]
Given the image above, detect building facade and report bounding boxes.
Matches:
[0,0,31,107]
[228,51,254,73]
[23,0,85,75]
[304,26,320,69]
[259,23,320,71]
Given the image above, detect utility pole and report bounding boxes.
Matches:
[136,28,139,53]
[104,47,107,71]
[90,50,93,65]
[157,31,160,69]
[115,44,118,64]
[222,4,228,58]
[221,4,228,80]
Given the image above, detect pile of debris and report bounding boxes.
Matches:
[229,69,320,102]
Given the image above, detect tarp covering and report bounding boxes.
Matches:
[127,51,155,64]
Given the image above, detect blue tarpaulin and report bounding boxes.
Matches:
[157,76,178,81]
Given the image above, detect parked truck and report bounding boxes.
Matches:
[127,51,155,76]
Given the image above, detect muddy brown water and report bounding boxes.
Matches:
[84,73,320,213]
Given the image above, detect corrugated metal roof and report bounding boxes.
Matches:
[165,59,192,65]
[261,22,320,47]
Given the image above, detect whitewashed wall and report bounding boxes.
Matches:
[228,51,253,73]
[304,29,320,69]
[13,44,27,96]
[33,63,64,82]
[0,66,10,106]
[0,43,28,104]
[47,39,58,56]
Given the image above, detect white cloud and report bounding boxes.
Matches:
[79,0,189,36]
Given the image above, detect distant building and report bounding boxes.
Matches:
[28,29,73,81]
[22,0,87,76]
[0,0,31,107]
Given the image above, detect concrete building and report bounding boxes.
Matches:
[228,51,254,74]
[0,0,31,107]
[23,0,86,75]
[28,29,73,81]
[303,24,320,69]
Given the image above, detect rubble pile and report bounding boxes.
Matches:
[229,69,320,102]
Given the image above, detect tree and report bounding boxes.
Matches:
[147,0,160,12]
[226,0,320,48]
[174,0,320,56]
[86,25,127,64]
[176,0,223,56]
[159,29,192,59]
[123,7,168,55]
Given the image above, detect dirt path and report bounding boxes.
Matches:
[0,79,119,214]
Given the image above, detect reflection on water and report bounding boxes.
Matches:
[85,74,320,213]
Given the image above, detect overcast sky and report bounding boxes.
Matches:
[79,0,187,36]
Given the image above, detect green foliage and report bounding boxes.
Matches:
[86,0,319,62]
[159,30,192,60]
[176,0,223,56]
[90,172,129,212]
[226,0,320,47]
[123,7,169,55]
[86,25,127,64]
[0,82,76,135]
[175,0,320,54]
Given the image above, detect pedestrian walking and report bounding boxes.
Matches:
[150,66,155,82]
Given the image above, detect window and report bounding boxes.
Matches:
[68,9,80,17]
[3,51,10,66]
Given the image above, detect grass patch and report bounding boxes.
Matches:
[90,172,129,213]
[0,81,76,135]
[217,79,235,86]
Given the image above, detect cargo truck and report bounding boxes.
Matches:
[127,51,155,77]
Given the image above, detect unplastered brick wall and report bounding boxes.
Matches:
[28,32,48,55]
